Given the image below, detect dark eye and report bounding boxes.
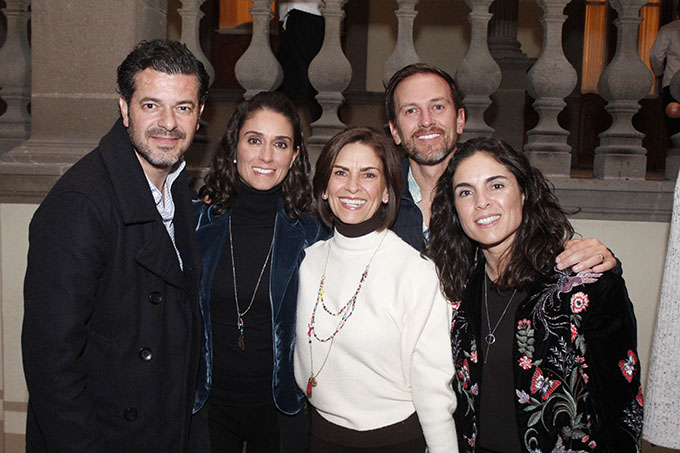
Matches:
[274,141,289,149]
[142,103,156,110]
[364,172,377,179]
[433,104,444,111]
[457,189,472,198]
[491,183,504,190]
[333,169,347,177]
[177,105,192,113]
[247,137,261,145]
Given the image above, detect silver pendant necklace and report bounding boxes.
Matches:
[483,269,517,364]
[229,216,275,351]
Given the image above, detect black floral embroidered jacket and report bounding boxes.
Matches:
[450,262,643,452]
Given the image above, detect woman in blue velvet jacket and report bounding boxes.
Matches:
[193,92,326,452]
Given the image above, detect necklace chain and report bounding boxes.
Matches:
[483,269,518,364]
[306,231,387,397]
[229,216,275,351]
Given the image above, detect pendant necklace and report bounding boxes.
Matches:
[306,231,386,397]
[483,268,517,364]
[229,216,275,351]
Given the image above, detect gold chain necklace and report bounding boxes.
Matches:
[229,216,274,351]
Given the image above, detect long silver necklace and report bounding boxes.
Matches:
[306,231,386,397]
[483,269,517,364]
[229,216,274,351]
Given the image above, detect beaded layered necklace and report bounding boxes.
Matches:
[306,231,387,397]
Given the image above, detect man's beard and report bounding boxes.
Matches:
[128,124,188,170]
[403,126,456,166]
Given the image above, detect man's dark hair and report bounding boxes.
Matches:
[313,127,402,230]
[117,39,210,106]
[384,63,464,123]
[427,138,574,302]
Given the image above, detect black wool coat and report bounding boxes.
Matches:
[22,118,202,452]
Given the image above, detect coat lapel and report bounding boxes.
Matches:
[269,210,305,317]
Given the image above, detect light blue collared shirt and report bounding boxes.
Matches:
[407,165,430,241]
[145,160,186,270]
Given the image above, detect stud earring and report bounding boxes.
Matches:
[322,194,328,200]
[233,159,237,165]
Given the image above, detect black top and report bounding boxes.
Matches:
[209,180,281,406]
[477,273,525,453]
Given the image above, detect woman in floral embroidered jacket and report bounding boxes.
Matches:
[427,138,643,452]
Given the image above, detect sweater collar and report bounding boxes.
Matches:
[331,228,389,253]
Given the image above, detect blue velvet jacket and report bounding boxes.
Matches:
[192,201,327,415]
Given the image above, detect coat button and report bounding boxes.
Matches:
[124,407,137,421]
[139,348,153,361]
[148,291,163,305]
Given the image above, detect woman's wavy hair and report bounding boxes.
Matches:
[203,91,313,219]
[427,138,574,301]
[313,127,402,230]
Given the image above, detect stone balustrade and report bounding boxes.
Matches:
[0,0,674,219]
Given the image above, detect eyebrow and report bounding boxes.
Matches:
[139,96,197,107]
[332,164,380,172]
[453,175,508,190]
[243,130,293,141]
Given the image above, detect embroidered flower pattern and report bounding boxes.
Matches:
[451,267,641,452]
[519,355,533,370]
[570,292,589,313]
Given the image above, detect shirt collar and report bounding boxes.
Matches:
[146,160,186,207]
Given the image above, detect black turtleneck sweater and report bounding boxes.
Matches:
[209,181,280,407]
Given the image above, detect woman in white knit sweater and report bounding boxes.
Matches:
[293,127,458,452]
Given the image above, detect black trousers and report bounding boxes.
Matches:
[200,401,309,453]
[276,9,325,122]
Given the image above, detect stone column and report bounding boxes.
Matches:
[178,0,214,187]
[382,0,421,87]
[0,0,31,154]
[179,0,215,85]
[0,0,168,202]
[307,0,352,164]
[234,0,282,99]
[487,0,533,151]
[456,0,501,141]
[667,71,680,180]
[523,0,576,177]
[593,0,652,180]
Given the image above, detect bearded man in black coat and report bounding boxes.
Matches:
[22,40,208,452]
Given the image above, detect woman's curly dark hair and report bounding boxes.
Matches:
[203,91,313,219]
[427,138,574,302]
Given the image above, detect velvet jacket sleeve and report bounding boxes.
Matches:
[22,191,109,451]
[580,272,643,450]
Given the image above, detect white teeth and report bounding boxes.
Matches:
[253,167,274,174]
[418,133,440,140]
[339,198,366,207]
[476,215,500,225]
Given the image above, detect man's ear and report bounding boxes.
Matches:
[196,103,206,131]
[388,121,402,146]
[118,97,130,128]
[456,108,466,135]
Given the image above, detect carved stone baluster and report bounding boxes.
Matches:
[382,0,421,87]
[594,0,653,180]
[0,0,31,150]
[178,0,215,86]
[666,71,680,180]
[234,0,283,99]
[488,0,532,151]
[456,0,501,141]
[523,0,576,177]
[307,0,352,163]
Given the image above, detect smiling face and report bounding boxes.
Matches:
[323,142,389,225]
[119,68,203,173]
[452,152,525,260]
[236,109,300,190]
[388,73,465,166]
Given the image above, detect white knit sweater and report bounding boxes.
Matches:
[294,229,458,452]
